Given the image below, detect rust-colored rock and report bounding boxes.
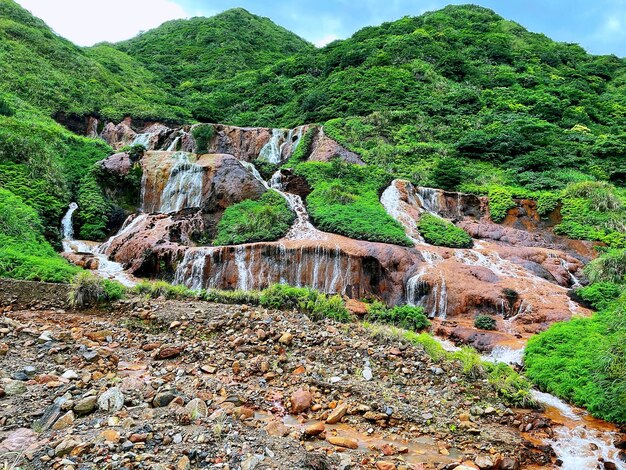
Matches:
[304,421,325,436]
[156,346,182,360]
[326,435,359,449]
[346,299,368,316]
[290,389,313,413]
[326,403,348,424]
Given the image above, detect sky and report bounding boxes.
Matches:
[14,0,626,57]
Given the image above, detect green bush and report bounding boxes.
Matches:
[488,187,516,222]
[430,158,464,191]
[0,188,78,282]
[474,314,497,330]
[486,362,536,408]
[418,214,473,248]
[259,283,351,322]
[575,282,622,310]
[192,124,215,154]
[200,288,261,305]
[77,174,110,240]
[133,280,195,299]
[367,301,430,331]
[213,190,294,245]
[584,249,626,284]
[68,272,125,308]
[0,97,15,117]
[284,127,316,166]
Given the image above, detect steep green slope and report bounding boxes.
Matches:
[115,8,314,119]
[0,0,187,121]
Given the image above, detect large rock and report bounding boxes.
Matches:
[140,152,267,214]
[308,127,365,165]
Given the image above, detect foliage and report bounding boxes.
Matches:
[259,283,351,322]
[575,282,622,310]
[213,190,294,245]
[584,249,626,284]
[367,301,430,331]
[487,362,536,408]
[76,174,110,240]
[294,161,412,246]
[191,124,215,154]
[488,187,516,222]
[0,188,78,282]
[284,127,316,166]
[418,214,473,248]
[430,158,464,191]
[68,271,125,308]
[474,314,497,330]
[133,280,196,300]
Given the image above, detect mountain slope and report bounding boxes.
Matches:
[115,8,314,89]
[0,0,187,121]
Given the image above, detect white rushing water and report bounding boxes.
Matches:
[258,129,285,164]
[60,203,136,287]
[60,202,79,250]
[530,391,625,470]
[158,152,204,213]
[132,133,154,149]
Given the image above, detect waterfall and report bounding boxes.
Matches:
[380,181,423,243]
[167,136,181,152]
[174,244,355,295]
[279,126,304,159]
[416,187,445,215]
[240,164,324,240]
[560,258,582,288]
[60,203,79,250]
[132,133,154,149]
[405,253,448,319]
[258,129,285,164]
[158,152,204,213]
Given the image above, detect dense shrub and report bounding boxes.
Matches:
[191,124,215,154]
[584,249,626,284]
[575,282,622,310]
[474,314,497,330]
[213,190,294,245]
[488,187,516,222]
[418,214,473,248]
[367,302,430,331]
[0,188,78,282]
[259,284,350,322]
[430,158,464,191]
[68,272,125,308]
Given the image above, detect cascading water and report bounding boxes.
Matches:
[279,126,304,158]
[175,244,356,295]
[60,202,79,251]
[416,187,445,215]
[380,182,424,243]
[157,152,204,213]
[60,203,136,287]
[132,133,154,149]
[258,129,285,164]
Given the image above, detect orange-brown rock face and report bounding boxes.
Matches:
[140,151,266,214]
[307,128,365,165]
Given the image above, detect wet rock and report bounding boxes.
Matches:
[291,389,313,413]
[475,454,495,469]
[265,420,290,437]
[326,403,348,424]
[54,437,81,457]
[327,435,358,449]
[279,331,293,345]
[153,391,176,407]
[156,345,183,360]
[3,379,26,396]
[98,387,124,412]
[185,398,208,419]
[304,422,325,436]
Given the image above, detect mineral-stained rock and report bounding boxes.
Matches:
[327,435,359,449]
[291,389,313,413]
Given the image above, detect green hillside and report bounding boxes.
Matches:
[0,0,187,121]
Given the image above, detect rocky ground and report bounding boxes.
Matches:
[0,289,557,469]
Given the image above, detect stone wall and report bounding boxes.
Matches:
[0,279,70,311]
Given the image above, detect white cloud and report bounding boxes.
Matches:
[314,34,340,47]
[15,0,190,45]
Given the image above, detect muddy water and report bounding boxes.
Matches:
[255,412,462,466]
